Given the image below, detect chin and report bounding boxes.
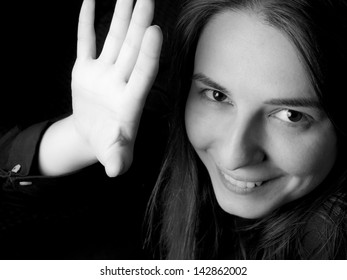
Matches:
[215,196,282,219]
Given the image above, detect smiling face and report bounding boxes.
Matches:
[184,11,337,219]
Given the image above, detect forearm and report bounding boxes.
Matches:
[38,116,97,176]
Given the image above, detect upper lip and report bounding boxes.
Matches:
[217,167,268,183]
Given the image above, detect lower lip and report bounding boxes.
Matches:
[218,171,267,195]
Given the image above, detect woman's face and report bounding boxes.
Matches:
[185,11,337,219]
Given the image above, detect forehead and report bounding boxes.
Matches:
[194,10,315,99]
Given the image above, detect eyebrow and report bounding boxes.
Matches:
[192,73,229,93]
[193,72,322,110]
[264,98,322,110]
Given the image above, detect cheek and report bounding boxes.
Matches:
[185,92,214,149]
[271,124,337,185]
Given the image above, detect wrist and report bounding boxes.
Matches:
[38,115,97,176]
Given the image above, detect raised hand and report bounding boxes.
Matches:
[71,0,163,177]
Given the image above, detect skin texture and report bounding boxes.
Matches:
[185,11,337,219]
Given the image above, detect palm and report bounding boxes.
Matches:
[71,0,162,177]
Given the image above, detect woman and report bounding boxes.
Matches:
[1,0,346,259]
[146,0,347,259]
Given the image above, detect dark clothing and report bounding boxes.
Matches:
[0,110,168,259]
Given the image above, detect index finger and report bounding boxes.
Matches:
[77,0,96,59]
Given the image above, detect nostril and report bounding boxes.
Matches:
[255,150,266,163]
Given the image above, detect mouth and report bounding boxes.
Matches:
[222,172,263,188]
[218,169,267,194]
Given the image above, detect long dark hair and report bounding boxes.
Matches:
[146,0,347,259]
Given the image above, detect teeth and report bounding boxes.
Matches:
[246,182,256,188]
[222,173,263,189]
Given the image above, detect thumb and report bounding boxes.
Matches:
[102,145,134,177]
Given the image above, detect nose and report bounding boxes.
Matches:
[218,115,265,171]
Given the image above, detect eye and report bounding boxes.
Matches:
[272,109,310,124]
[202,89,233,104]
[211,91,227,102]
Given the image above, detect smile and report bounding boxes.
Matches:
[221,172,263,189]
[216,168,267,194]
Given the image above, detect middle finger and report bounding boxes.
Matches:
[99,0,134,63]
[115,0,155,80]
